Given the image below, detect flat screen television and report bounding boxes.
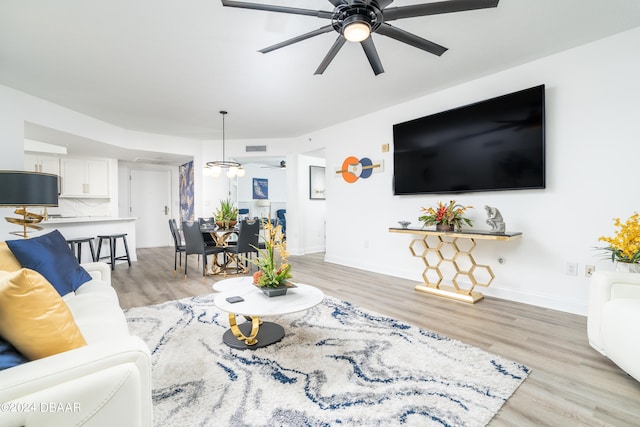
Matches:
[392,84,545,195]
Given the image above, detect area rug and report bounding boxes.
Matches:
[125,294,529,426]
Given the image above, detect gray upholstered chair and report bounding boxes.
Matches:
[181,221,224,281]
[223,219,260,275]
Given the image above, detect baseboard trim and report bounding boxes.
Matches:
[323,255,587,316]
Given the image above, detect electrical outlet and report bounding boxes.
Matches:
[566,262,578,276]
[585,265,595,277]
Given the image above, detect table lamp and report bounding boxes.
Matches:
[0,171,59,238]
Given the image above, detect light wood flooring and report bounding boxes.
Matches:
[111,247,640,426]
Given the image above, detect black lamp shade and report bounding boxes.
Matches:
[0,171,59,207]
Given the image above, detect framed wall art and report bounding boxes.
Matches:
[252,178,269,199]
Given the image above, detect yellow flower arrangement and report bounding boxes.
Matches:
[598,212,640,264]
[246,219,292,287]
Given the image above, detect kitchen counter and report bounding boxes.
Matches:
[43,216,138,224]
[37,217,138,263]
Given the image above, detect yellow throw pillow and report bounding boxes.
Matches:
[0,269,87,360]
[0,242,21,272]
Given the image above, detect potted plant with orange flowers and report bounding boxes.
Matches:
[246,219,294,296]
[419,200,473,231]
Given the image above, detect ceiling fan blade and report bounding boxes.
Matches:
[327,0,347,6]
[377,0,395,8]
[259,25,334,53]
[221,0,333,19]
[361,37,384,75]
[376,23,447,56]
[314,36,347,75]
[383,0,498,21]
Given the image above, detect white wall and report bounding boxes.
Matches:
[305,27,640,315]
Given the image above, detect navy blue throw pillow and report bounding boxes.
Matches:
[0,336,27,371]
[6,230,92,296]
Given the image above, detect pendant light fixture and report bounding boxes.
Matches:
[204,111,245,178]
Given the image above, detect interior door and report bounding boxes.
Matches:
[130,169,172,248]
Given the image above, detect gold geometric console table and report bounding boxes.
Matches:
[389,228,522,304]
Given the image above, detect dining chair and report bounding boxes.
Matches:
[169,219,186,277]
[182,221,224,281]
[276,209,286,237]
[223,219,260,275]
[198,217,218,247]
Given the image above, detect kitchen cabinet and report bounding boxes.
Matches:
[60,158,110,197]
[24,153,60,175]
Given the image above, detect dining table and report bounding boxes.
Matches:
[200,225,242,274]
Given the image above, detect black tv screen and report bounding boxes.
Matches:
[393,85,545,195]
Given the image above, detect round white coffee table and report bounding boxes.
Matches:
[213,277,324,349]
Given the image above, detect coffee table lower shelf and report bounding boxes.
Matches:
[223,315,285,350]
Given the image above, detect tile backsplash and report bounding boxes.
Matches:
[46,198,111,218]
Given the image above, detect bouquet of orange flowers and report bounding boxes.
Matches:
[419,200,473,230]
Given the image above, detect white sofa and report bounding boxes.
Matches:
[587,270,640,382]
[0,262,152,427]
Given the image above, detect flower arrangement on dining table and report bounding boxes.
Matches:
[598,212,640,264]
[419,200,473,230]
[246,219,292,288]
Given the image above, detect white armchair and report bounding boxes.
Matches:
[587,271,640,382]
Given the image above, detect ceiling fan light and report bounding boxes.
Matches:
[344,21,370,42]
[236,167,246,177]
[210,165,222,177]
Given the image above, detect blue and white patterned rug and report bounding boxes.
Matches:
[125,294,529,426]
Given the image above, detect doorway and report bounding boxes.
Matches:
[130,169,172,248]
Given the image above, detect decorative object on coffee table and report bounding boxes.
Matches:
[485,205,506,233]
[598,212,640,269]
[253,281,297,297]
[245,219,292,294]
[419,200,472,231]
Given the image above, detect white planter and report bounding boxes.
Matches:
[615,262,640,273]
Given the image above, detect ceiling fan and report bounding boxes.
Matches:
[261,160,287,169]
[221,0,499,75]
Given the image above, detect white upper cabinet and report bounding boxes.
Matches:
[60,158,110,198]
[24,153,60,176]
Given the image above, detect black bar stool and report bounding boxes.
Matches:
[96,233,132,270]
[66,237,97,263]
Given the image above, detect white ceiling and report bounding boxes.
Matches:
[2,0,639,147]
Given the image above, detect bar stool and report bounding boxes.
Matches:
[96,233,132,270]
[66,237,97,263]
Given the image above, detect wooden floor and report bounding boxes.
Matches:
[112,247,640,427]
